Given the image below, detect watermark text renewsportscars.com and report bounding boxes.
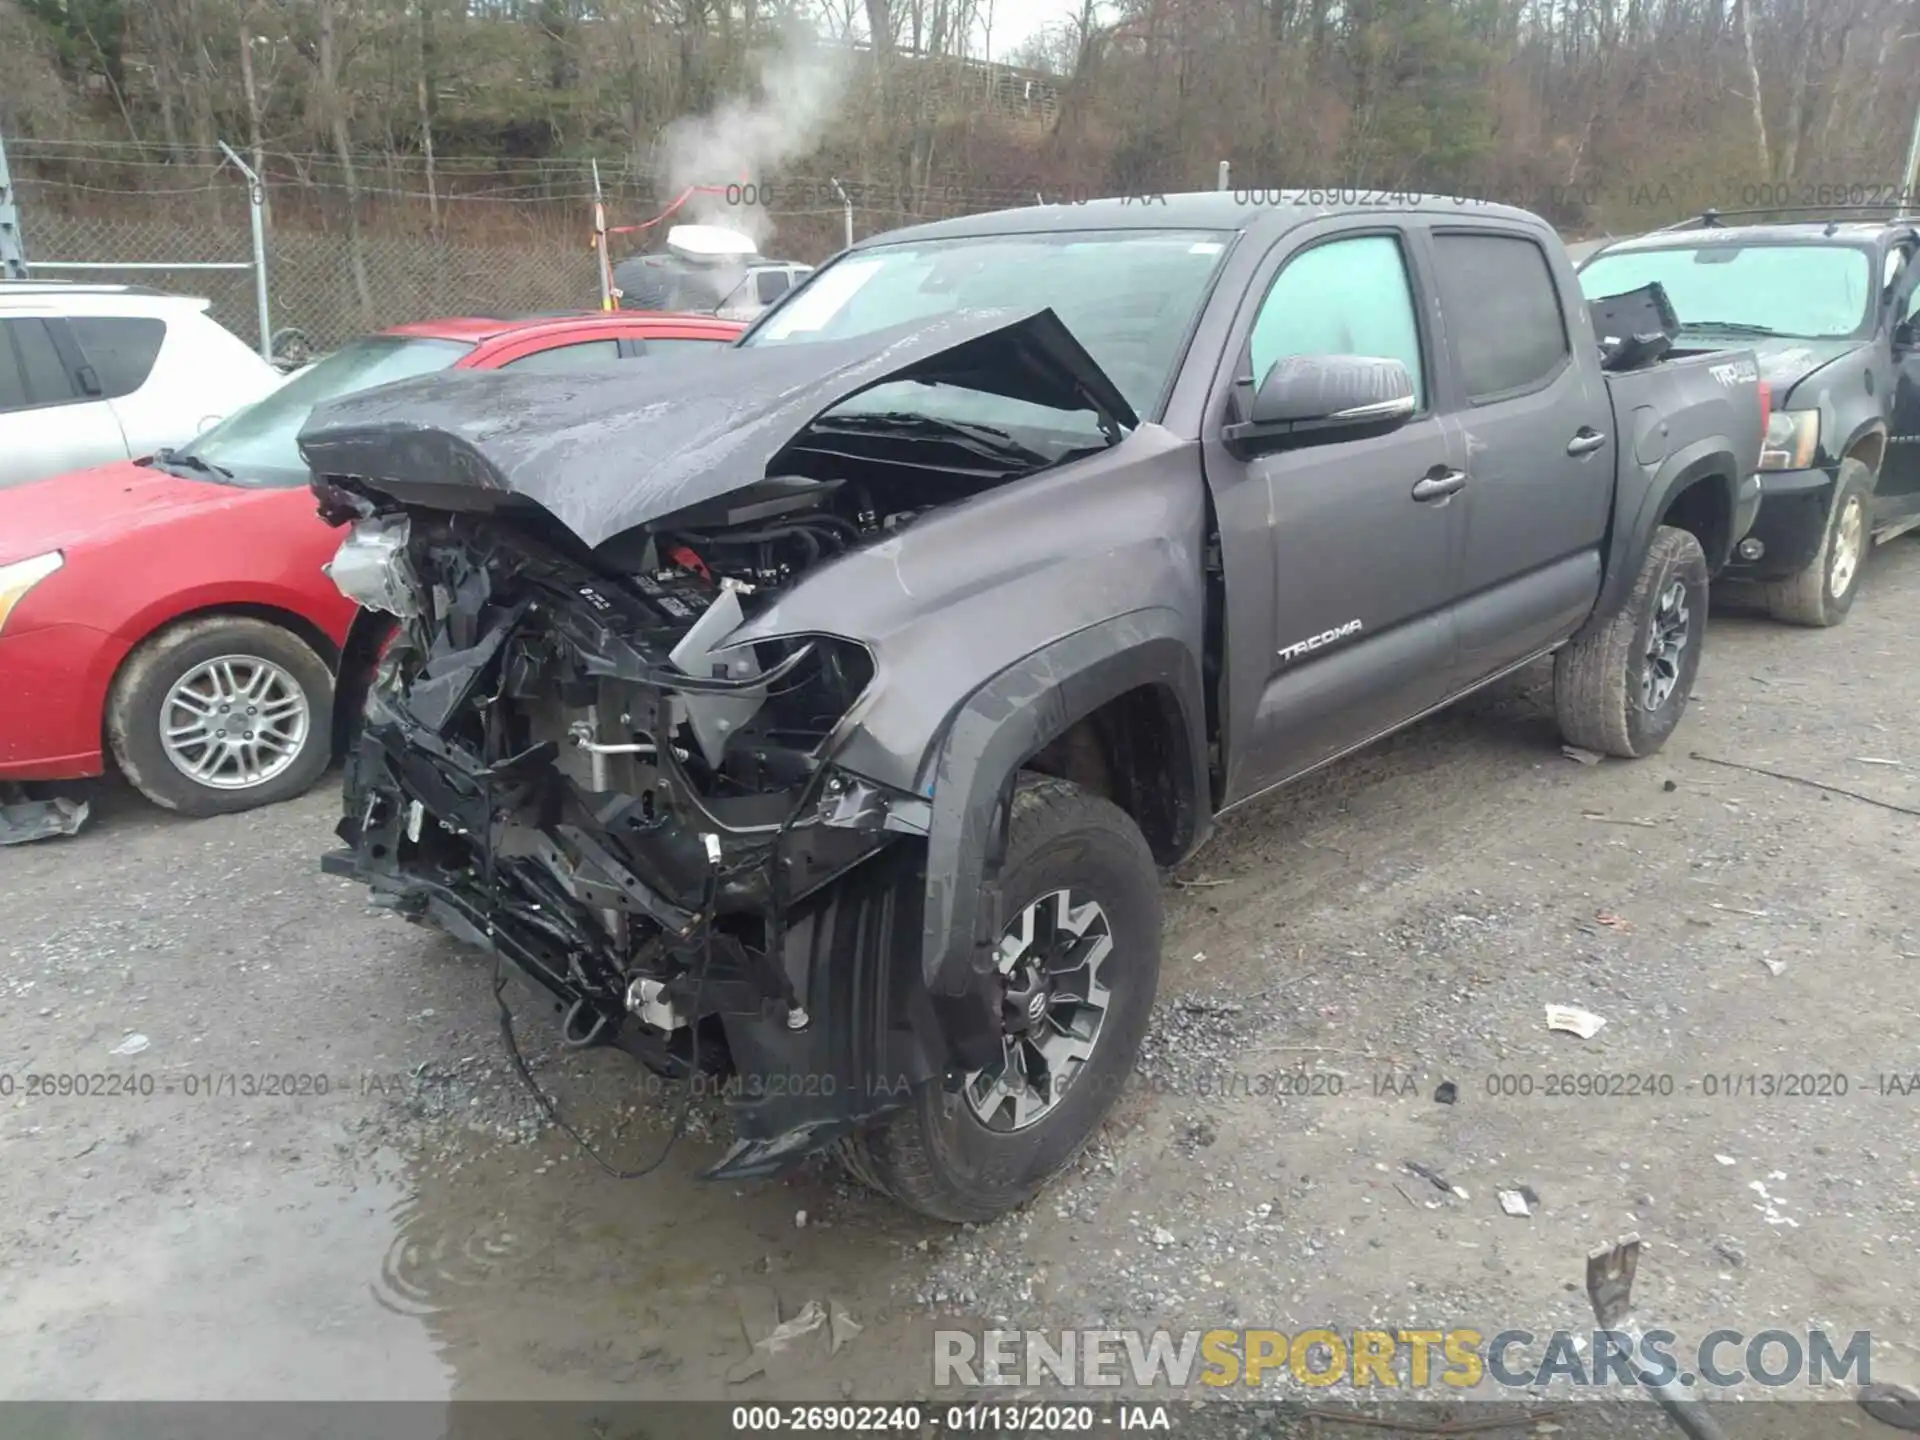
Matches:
[933,1327,1872,1391]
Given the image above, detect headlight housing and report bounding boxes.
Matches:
[0,551,64,636]
[323,515,423,618]
[1760,409,1819,471]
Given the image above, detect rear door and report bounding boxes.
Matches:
[0,316,130,488]
[1419,225,1614,685]
[1203,221,1466,804]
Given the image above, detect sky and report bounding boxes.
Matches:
[976,0,1085,63]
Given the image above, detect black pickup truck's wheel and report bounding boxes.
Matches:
[1552,524,1707,759]
[1761,458,1873,627]
[841,775,1162,1222]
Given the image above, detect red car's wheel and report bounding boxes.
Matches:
[107,616,335,816]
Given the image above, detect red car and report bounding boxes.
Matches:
[0,311,744,816]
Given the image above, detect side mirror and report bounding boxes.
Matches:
[1895,319,1918,352]
[1224,355,1417,455]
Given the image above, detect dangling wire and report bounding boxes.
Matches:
[490,801,722,1179]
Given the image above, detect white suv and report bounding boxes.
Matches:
[0,283,285,490]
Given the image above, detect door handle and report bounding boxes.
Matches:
[1567,428,1607,456]
[1412,467,1467,502]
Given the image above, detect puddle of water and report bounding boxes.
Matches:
[0,1151,449,1401]
[381,1128,937,1400]
[3,1126,943,1403]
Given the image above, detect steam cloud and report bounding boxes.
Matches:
[658,25,848,251]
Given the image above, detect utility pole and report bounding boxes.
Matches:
[0,132,27,279]
[1903,92,1920,210]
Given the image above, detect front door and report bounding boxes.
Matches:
[1203,225,1465,806]
[1880,278,1920,514]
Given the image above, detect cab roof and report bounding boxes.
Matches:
[1591,216,1920,256]
[858,189,1546,248]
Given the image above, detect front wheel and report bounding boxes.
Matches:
[1553,525,1708,759]
[107,616,335,816]
[1761,457,1874,627]
[840,775,1162,1222]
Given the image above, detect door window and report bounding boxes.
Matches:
[67,316,168,398]
[1431,233,1571,400]
[755,269,793,305]
[1249,234,1425,406]
[498,338,623,372]
[0,318,80,411]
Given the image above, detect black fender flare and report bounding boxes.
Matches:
[914,608,1210,1005]
[1579,439,1737,642]
[1832,416,1888,478]
[330,607,398,756]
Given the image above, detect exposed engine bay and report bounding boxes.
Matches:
[303,308,1146,1179]
[318,480,952,1172]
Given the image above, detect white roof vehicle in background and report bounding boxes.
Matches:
[610,223,813,323]
[0,282,285,490]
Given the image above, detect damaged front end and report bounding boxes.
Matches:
[303,309,1137,1180]
[318,500,957,1177]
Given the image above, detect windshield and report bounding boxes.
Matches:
[177,334,474,487]
[739,229,1231,438]
[1578,243,1874,340]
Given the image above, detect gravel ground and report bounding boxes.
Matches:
[3,544,1919,1437]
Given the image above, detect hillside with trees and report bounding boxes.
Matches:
[5,0,1915,340]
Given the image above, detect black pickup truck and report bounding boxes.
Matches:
[1580,211,1920,626]
[302,193,1764,1221]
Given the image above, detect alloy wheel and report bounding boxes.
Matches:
[159,654,312,790]
[1829,494,1866,600]
[963,888,1115,1133]
[1641,579,1691,712]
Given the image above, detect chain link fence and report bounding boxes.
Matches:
[5,143,1051,356]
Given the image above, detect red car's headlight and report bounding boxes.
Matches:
[0,551,64,636]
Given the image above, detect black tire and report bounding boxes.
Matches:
[839,775,1162,1222]
[1760,458,1874,627]
[1553,525,1708,759]
[107,616,335,817]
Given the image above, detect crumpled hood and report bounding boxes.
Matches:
[297,307,1137,550]
[1747,337,1865,402]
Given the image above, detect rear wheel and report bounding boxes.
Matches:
[1761,458,1873,627]
[1553,525,1708,759]
[108,616,334,816]
[840,775,1162,1222]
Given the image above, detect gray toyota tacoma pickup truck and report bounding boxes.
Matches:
[302,193,1764,1221]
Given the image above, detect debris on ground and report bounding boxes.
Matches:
[1403,1160,1465,1199]
[0,795,89,846]
[1857,1382,1920,1433]
[1433,1080,1457,1105]
[1594,910,1631,931]
[727,1290,828,1383]
[1583,812,1658,828]
[1562,745,1604,765]
[1499,1189,1531,1217]
[828,1299,861,1354]
[1176,998,1245,1017]
[1545,1004,1606,1039]
[1757,956,1787,977]
[1713,1237,1746,1268]
[108,1033,150,1057]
